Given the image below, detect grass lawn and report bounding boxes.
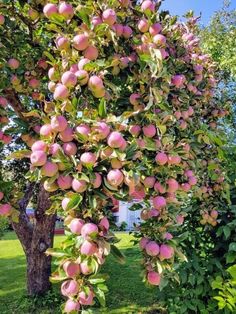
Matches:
[0,232,165,314]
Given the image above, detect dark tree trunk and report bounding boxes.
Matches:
[12,183,57,296]
[26,213,56,295]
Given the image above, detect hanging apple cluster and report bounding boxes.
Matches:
[24,0,231,312]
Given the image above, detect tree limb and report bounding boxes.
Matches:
[5,89,28,122]
[11,182,35,252]
[19,182,36,212]
[35,184,52,219]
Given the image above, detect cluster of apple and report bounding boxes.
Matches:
[0,96,11,145]
[0,190,11,217]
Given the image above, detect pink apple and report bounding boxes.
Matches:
[80,240,98,256]
[53,84,69,100]
[31,140,47,152]
[41,161,58,177]
[69,218,85,235]
[102,9,116,26]
[63,142,77,156]
[73,34,89,51]
[51,116,68,132]
[81,223,98,239]
[147,271,161,285]
[141,0,155,12]
[75,70,89,86]
[149,23,162,36]
[145,241,160,256]
[159,244,174,260]
[57,175,73,190]
[61,71,77,88]
[80,152,97,166]
[64,299,80,313]
[8,58,20,70]
[58,2,74,20]
[83,45,99,60]
[43,3,58,18]
[72,179,87,193]
[61,279,79,297]
[30,151,47,166]
[153,196,166,209]
[155,152,168,165]
[107,169,124,186]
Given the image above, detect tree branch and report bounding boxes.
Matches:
[32,184,57,253]
[19,182,36,212]
[5,89,28,122]
[10,0,34,42]
[11,182,36,252]
[35,184,51,219]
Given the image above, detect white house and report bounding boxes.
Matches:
[113,201,142,231]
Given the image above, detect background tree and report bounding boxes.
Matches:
[157,4,236,313]
[0,0,57,295]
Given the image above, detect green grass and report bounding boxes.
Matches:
[0,232,164,314]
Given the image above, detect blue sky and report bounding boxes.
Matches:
[161,0,236,25]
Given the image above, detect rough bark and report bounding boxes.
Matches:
[5,89,27,121]
[12,183,57,296]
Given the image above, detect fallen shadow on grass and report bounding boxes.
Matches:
[0,247,166,314]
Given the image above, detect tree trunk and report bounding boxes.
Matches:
[26,213,56,295]
[12,183,57,296]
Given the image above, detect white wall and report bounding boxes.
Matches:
[114,201,142,230]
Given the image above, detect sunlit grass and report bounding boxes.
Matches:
[0,232,164,314]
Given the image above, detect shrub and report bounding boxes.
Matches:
[0,215,9,239]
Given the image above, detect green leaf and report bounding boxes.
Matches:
[89,195,97,210]
[229,243,236,252]
[110,245,125,264]
[88,274,108,284]
[226,252,236,264]
[103,178,118,191]
[72,97,78,107]
[97,283,109,292]
[156,261,163,274]
[223,226,231,240]
[77,7,91,26]
[125,143,138,159]
[81,310,93,314]
[159,276,169,291]
[157,124,166,135]
[79,173,90,183]
[129,203,143,211]
[175,248,188,262]
[98,98,107,118]
[94,287,106,307]
[8,149,31,160]
[75,236,84,249]
[66,194,82,210]
[227,265,236,279]
[43,51,56,63]
[188,274,195,286]
[46,248,68,258]
[144,138,157,151]
[49,275,68,283]
[94,190,108,200]
[211,276,223,289]
[214,296,226,309]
